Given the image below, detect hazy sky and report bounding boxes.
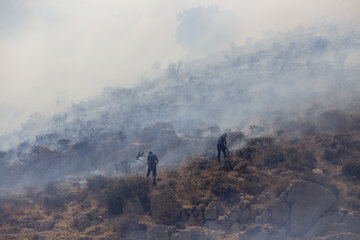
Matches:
[1,0,360,134]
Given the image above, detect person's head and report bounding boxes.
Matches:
[148,151,153,155]
[222,133,227,137]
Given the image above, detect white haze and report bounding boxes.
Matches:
[1,0,360,135]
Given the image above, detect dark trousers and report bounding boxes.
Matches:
[146,164,157,180]
[217,144,227,162]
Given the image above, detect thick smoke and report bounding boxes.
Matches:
[0,24,359,191]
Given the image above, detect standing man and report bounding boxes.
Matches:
[217,133,228,163]
[146,151,159,185]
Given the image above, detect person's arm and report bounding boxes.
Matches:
[147,156,150,165]
[155,156,159,165]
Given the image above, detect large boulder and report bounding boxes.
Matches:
[286,180,336,236]
[122,195,144,214]
[150,190,182,225]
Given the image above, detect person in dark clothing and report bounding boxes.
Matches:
[146,151,159,185]
[217,133,228,163]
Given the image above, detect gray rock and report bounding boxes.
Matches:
[203,220,225,231]
[316,233,360,240]
[305,211,344,237]
[146,225,170,240]
[195,211,205,224]
[35,219,55,231]
[255,209,270,224]
[112,217,147,240]
[125,229,147,240]
[268,228,291,240]
[170,230,191,240]
[192,204,205,217]
[122,195,144,214]
[188,229,217,240]
[286,180,336,236]
[150,190,182,225]
[204,201,217,220]
[186,215,199,226]
[342,212,360,234]
[224,211,240,225]
[239,207,251,224]
[270,201,289,227]
[242,224,270,240]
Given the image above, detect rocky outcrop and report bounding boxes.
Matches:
[204,201,217,220]
[286,180,336,236]
[150,190,182,225]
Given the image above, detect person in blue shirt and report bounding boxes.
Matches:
[146,151,159,185]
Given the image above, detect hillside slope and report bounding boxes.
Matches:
[0,110,360,240]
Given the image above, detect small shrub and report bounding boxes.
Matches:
[104,176,150,215]
[86,175,113,192]
[210,173,239,198]
[343,159,360,180]
[236,146,257,161]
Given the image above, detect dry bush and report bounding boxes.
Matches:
[86,175,113,192]
[104,176,150,215]
[343,159,360,180]
[209,172,239,198]
[283,147,316,171]
[235,146,257,161]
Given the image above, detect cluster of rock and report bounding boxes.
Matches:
[112,180,360,240]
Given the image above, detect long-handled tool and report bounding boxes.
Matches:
[135,151,147,164]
